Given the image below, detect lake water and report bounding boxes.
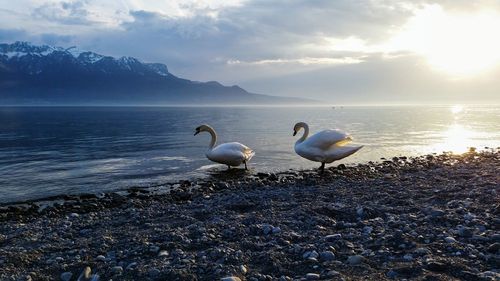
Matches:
[0,105,499,203]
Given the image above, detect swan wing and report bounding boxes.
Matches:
[303,129,352,149]
[208,142,254,165]
[324,145,363,163]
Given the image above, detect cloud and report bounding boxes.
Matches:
[0,0,499,103]
[32,0,93,25]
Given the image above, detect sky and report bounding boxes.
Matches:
[1,0,500,104]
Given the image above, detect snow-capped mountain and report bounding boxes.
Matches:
[0,42,301,105]
[0,42,170,77]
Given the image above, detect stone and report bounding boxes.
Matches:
[426,261,447,272]
[60,272,72,281]
[487,242,500,253]
[158,250,169,257]
[221,277,242,281]
[386,270,398,279]
[347,255,364,265]
[444,236,457,243]
[95,255,106,262]
[126,262,137,270]
[111,266,123,275]
[305,273,320,280]
[457,226,473,238]
[320,251,335,261]
[414,247,430,255]
[325,234,342,241]
[240,265,248,274]
[148,268,161,277]
[303,250,319,259]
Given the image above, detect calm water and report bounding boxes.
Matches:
[0,106,499,203]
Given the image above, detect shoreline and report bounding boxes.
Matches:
[0,150,499,280]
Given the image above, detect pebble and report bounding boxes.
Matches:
[126,262,137,270]
[221,277,241,281]
[158,250,169,257]
[240,265,248,274]
[444,236,458,243]
[303,250,319,259]
[305,273,320,280]
[95,255,106,262]
[346,255,364,265]
[111,266,123,275]
[319,251,335,261]
[60,272,72,281]
[148,268,161,277]
[325,234,342,241]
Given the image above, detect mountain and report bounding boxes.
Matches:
[0,42,306,105]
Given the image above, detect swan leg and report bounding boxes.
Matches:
[227,165,231,170]
[244,160,248,170]
[319,162,325,173]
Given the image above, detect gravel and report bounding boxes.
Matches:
[0,149,499,280]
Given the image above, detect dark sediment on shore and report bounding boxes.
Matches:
[0,150,499,281]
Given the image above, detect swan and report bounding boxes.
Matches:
[194,124,255,170]
[293,122,363,172]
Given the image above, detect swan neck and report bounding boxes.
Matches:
[297,124,309,143]
[207,127,217,149]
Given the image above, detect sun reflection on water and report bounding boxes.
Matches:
[432,123,477,154]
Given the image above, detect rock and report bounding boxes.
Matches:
[111,266,123,275]
[386,270,398,279]
[444,236,458,243]
[262,224,273,235]
[403,254,413,261]
[426,261,447,272]
[430,208,445,218]
[320,251,335,261]
[126,262,137,270]
[149,245,160,253]
[325,270,340,277]
[221,277,241,281]
[272,226,282,234]
[303,250,319,259]
[78,267,92,280]
[148,268,161,277]
[346,255,364,265]
[457,226,474,238]
[305,273,320,280]
[414,247,431,255]
[60,272,72,281]
[158,250,169,257]
[325,234,342,241]
[487,242,500,253]
[95,255,106,262]
[240,265,248,274]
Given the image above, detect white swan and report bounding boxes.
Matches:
[194,124,255,170]
[293,122,363,172]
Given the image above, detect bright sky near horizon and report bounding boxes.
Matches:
[1,0,500,104]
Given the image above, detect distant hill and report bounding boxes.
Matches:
[0,42,308,105]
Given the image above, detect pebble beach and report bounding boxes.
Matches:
[0,150,499,281]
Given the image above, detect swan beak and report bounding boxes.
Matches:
[194,131,200,136]
[293,130,297,136]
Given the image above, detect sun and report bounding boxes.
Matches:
[387,5,500,77]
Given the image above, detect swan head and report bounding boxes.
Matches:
[293,122,308,136]
[194,124,212,136]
